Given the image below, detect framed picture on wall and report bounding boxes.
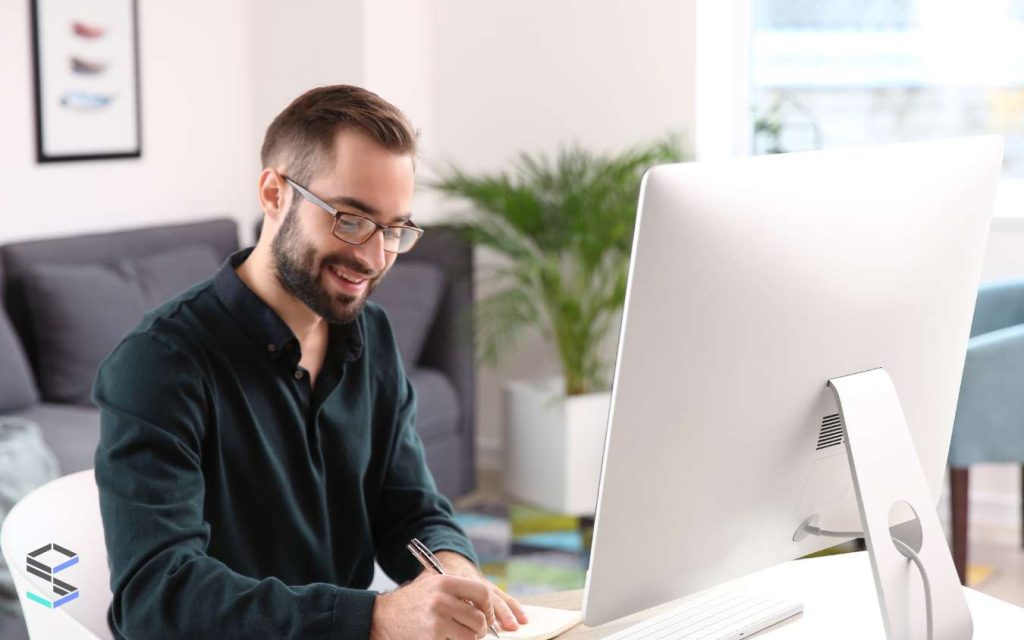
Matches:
[30,0,142,162]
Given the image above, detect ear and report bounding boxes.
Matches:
[258,168,290,223]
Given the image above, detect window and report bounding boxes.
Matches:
[749,0,1024,213]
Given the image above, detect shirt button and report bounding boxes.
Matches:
[294,369,304,380]
[267,343,277,353]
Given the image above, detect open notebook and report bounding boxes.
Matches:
[498,605,582,640]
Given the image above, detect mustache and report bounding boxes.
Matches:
[322,255,379,279]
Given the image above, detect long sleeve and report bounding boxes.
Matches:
[370,370,479,584]
[93,333,377,639]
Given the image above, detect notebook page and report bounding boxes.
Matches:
[498,605,583,640]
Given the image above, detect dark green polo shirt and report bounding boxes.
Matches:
[92,248,477,639]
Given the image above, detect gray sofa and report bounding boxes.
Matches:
[0,216,476,492]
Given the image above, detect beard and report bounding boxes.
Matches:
[271,203,382,325]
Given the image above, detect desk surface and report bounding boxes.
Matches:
[520,551,1024,638]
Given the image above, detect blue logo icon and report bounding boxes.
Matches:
[25,543,79,608]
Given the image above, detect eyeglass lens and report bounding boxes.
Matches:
[332,215,420,253]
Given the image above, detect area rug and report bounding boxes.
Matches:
[454,503,593,597]
[967,563,995,587]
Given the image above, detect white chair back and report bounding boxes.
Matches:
[0,469,113,639]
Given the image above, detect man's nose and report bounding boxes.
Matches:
[351,229,387,273]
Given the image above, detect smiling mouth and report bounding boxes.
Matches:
[325,264,376,296]
[328,265,367,285]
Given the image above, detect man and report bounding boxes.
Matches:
[93,85,528,639]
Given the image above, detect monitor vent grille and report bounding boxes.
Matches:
[816,414,845,450]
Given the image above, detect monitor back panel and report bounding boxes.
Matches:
[582,137,1003,626]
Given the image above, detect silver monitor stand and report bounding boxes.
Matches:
[794,368,971,639]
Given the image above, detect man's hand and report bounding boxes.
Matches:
[370,573,497,640]
[433,551,530,632]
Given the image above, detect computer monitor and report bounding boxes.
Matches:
[583,137,1004,634]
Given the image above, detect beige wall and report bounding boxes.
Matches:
[425,0,699,464]
[982,218,1024,281]
[0,0,256,244]
[430,0,697,171]
[250,0,366,164]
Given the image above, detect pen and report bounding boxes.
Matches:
[406,538,501,638]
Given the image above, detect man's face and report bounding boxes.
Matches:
[271,129,415,324]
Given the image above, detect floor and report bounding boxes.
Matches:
[458,468,1024,607]
[966,523,1024,607]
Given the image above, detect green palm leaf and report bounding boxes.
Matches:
[432,134,686,395]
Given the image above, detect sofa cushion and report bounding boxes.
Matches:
[21,245,221,404]
[0,307,38,413]
[408,367,460,442]
[127,244,223,308]
[6,403,101,475]
[23,263,147,405]
[370,262,445,366]
[3,219,239,367]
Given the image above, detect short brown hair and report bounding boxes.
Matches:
[260,85,418,184]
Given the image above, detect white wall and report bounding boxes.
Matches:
[430,0,696,171]
[982,218,1024,281]
[360,0,444,220]
[362,0,434,145]
[250,0,366,161]
[425,0,699,465]
[0,0,257,244]
[249,0,444,227]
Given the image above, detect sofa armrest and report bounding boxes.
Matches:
[401,226,476,493]
[971,277,1024,337]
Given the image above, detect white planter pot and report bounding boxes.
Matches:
[502,377,611,516]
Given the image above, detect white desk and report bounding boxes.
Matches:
[522,551,1024,638]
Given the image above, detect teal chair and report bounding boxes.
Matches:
[949,277,1024,584]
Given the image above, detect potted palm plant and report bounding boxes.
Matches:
[433,136,685,515]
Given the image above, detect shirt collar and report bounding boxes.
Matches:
[213,247,364,363]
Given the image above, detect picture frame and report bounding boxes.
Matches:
[29,0,142,162]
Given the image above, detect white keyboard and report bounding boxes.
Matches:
[602,591,803,639]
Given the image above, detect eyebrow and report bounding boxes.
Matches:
[326,195,412,225]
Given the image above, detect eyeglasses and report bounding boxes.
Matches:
[283,176,424,254]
